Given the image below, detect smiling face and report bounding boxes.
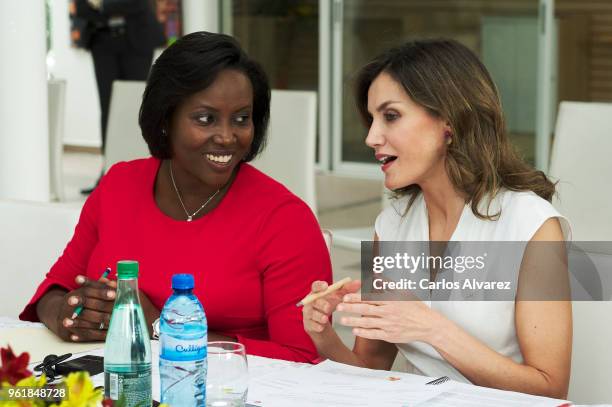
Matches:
[168,69,254,190]
[365,72,450,190]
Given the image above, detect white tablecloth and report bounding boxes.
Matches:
[0,318,591,407]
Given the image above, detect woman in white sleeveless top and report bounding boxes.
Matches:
[303,39,571,398]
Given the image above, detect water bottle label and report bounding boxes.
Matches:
[161,334,207,361]
[104,367,152,406]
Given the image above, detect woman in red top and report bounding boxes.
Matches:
[20,32,332,363]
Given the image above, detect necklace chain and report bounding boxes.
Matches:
[169,161,220,222]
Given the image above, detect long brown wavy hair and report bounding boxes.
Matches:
[355,39,556,220]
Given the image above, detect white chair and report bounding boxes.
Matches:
[331,226,375,251]
[331,185,389,250]
[549,101,612,404]
[569,281,612,404]
[549,101,612,241]
[48,79,66,201]
[104,80,150,171]
[322,229,332,253]
[0,200,81,318]
[251,90,317,214]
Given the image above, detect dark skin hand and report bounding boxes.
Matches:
[36,275,234,342]
[36,275,159,341]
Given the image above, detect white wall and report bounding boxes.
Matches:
[0,0,50,201]
[49,0,101,148]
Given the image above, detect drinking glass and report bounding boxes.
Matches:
[206,341,248,407]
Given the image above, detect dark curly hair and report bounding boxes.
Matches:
[139,31,270,162]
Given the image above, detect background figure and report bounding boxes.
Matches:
[70,0,165,194]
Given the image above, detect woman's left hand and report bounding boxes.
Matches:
[337,293,444,344]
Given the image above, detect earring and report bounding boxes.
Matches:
[161,129,167,137]
[445,130,452,145]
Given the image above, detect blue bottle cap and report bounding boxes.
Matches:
[172,274,194,290]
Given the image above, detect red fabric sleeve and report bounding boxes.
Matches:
[19,179,103,321]
[236,200,332,363]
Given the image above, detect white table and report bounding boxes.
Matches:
[0,318,591,407]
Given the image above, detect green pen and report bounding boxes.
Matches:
[71,267,112,319]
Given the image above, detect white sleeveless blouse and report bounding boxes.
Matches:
[374,189,570,382]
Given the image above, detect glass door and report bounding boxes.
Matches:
[332,0,548,176]
[222,0,329,169]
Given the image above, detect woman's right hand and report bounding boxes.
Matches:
[302,280,361,335]
[55,275,117,342]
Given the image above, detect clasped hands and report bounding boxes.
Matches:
[303,280,443,344]
[58,275,116,342]
[55,275,233,343]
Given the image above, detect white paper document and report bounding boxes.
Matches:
[248,359,452,407]
[417,381,566,407]
[247,354,311,379]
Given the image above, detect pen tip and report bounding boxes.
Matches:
[70,313,77,319]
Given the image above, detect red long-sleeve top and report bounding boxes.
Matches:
[20,158,331,363]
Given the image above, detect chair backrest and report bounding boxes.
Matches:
[331,183,388,251]
[570,301,612,404]
[48,79,66,201]
[251,90,317,214]
[0,200,81,317]
[322,229,332,252]
[104,80,150,171]
[549,101,612,241]
[549,102,612,404]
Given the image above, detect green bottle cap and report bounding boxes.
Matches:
[117,260,139,279]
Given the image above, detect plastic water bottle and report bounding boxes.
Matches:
[160,274,207,406]
[104,260,152,406]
